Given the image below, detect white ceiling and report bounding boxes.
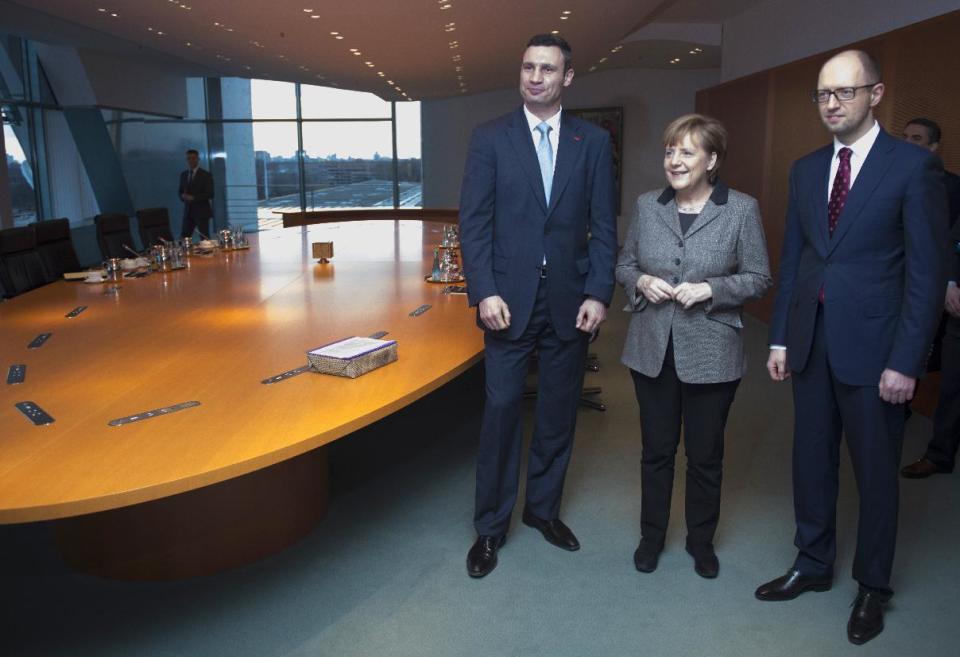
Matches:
[5,0,765,101]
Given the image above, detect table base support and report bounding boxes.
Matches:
[53,448,330,581]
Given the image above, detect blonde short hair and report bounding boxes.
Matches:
[662,113,728,184]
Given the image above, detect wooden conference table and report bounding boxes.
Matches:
[0,218,482,579]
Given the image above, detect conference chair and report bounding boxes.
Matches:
[32,218,82,282]
[136,207,174,247]
[0,226,49,298]
[95,213,134,259]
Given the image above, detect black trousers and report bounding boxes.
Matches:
[181,213,211,239]
[925,324,960,471]
[629,340,740,549]
[791,309,904,595]
[473,279,588,537]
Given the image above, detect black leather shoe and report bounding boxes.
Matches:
[755,569,832,601]
[848,589,888,645]
[521,509,580,551]
[686,543,719,579]
[633,539,662,573]
[466,534,506,578]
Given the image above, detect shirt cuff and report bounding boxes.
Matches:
[769,345,787,350]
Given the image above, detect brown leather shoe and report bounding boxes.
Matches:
[900,458,946,479]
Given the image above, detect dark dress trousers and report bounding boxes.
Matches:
[617,183,772,548]
[459,106,617,537]
[924,218,960,471]
[179,167,215,238]
[768,129,948,595]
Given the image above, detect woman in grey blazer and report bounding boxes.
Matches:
[616,114,772,578]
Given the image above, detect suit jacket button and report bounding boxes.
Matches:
[674,258,681,265]
[677,240,684,248]
[672,276,680,284]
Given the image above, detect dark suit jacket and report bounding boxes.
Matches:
[944,170,960,228]
[179,168,214,221]
[768,128,948,385]
[459,106,618,342]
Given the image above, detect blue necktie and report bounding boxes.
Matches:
[535,122,553,205]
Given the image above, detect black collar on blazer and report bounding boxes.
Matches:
[656,180,729,206]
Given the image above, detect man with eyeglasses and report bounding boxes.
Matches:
[757,50,947,645]
[900,117,960,480]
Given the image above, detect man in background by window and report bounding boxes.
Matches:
[179,149,214,239]
[900,117,960,479]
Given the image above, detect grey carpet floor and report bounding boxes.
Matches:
[2,296,958,657]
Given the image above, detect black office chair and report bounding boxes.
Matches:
[0,226,49,298]
[136,207,174,247]
[32,218,82,282]
[95,213,134,259]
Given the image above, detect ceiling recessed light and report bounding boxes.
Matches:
[303,8,313,12]
[551,30,560,34]
[311,15,319,19]
[110,12,118,17]
[589,66,597,72]
[97,7,106,12]
[377,71,385,76]
[352,52,361,56]
[562,10,572,15]
[330,31,339,35]
[335,35,344,39]
[598,57,607,63]
[560,16,569,20]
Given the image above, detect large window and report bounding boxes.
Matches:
[0,46,422,233]
[3,120,37,225]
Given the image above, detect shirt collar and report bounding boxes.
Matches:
[657,180,729,206]
[833,120,880,160]
[523,105,562,134]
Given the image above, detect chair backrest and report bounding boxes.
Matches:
[135,207,173,247]
[95,213,134,259]
[0,226,49,297]
[32,218,82,282]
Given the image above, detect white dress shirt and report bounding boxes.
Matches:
[523,105,561,176]
[827,120,880,199]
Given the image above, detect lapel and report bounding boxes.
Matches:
[827,129,896,254]
[506,107,548,214]
[684,182,730,238]
[810,146,832,255]
[654,188,683,239]
[546,113,583,217]
[655,182,731,239]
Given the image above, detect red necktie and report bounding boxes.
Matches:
[820,147,852,303]
[828,148,852,236]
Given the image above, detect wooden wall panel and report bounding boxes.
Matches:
[883,13,960,172]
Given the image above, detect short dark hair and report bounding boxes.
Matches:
[906,117,942,144]
[526,34,572,73]
[186,149,199,156]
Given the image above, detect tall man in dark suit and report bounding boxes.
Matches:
[179,148,214,239]
[459,34,617,578]
[756,51,947,645]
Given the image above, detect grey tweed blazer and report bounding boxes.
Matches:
[616,183,772,383]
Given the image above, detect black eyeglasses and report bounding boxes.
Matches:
[812,83,880,104]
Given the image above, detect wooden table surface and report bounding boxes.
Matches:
[0,221,482,524]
